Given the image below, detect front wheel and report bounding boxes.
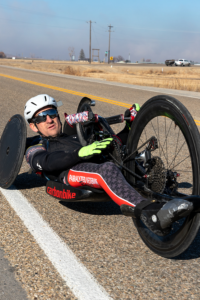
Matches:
[126,95,200,257]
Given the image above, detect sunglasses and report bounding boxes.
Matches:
[31,109,59,124]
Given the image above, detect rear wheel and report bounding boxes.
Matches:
[126,95,200,257]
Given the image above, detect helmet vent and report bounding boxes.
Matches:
[44,96,47,101]
[31,102,37,106]
[27,111,31,115]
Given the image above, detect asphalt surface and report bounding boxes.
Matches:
[0,65,200,299]
[0,247,28,300]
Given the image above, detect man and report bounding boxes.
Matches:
[25,94,195,236]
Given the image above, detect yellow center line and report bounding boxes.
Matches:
[0,73,130,108]
[1,73,200,127]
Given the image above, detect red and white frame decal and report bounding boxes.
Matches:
[68,169,135,207]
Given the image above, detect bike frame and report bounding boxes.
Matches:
[77,112,200,204]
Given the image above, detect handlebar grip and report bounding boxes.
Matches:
[64,111,98,126]
[105,114,124,125]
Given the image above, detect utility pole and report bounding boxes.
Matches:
[108,24,113,64]
[87,20,96,64]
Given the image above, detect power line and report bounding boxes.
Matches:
[1,4,199,34]
[0,17,88,30]
[0,4,85,22]
[114,24,200,34]
[0,17,191,44]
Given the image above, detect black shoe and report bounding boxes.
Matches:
[120,204,136,217]
[121,199,193,236]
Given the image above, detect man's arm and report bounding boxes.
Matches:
[25,145,82,173]
[25,138,113,173]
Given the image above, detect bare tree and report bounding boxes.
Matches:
[113,55,124,62]
[117,55,124,62]
[0,52,6,58]
[68,47,75,61]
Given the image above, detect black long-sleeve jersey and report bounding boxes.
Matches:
[25,133,82,179]
[25,124,129,181]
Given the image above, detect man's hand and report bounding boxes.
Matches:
[133,103,140,112]
[125,103,140,130]
[78,138,113,159]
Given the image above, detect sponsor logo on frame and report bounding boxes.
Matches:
[47,187,76,199]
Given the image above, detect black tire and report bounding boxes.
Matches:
[0,115,27,189]
[76,99,95,146]
[126,95,200,258]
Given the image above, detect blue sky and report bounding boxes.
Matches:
[1,0,200,62]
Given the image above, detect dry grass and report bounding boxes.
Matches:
[1,59,200,92]
[63,66,106,76]
[63,66,82,76]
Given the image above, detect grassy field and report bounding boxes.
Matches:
[1,59,200,92]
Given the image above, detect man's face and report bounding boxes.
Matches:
[29,106,61,137]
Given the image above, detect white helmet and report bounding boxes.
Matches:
[24,94,63,124]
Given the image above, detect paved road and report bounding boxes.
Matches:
[0,65,200,299]
[0,248,28,300]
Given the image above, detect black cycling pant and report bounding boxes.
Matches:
[66,162,146,207]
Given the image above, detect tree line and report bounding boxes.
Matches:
[69,48,126,62]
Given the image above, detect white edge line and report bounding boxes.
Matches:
[0,186,112,300]
[1,65,200,100]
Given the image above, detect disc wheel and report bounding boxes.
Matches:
[0,114,27,189]
[126,95,200,257]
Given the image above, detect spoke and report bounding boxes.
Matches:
[165,117,168,169]
[139,135,145,146]
[144,127,148,144]
[171,154,190,170]
[168,140,187,169]
[172,127,181,170]
[151,120,168,163]
[159,118,173,168]
[157,117,161,157]
[150,120,158,138]
[174,170,192,172]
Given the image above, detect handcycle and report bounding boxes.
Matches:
[0,94,200,258]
